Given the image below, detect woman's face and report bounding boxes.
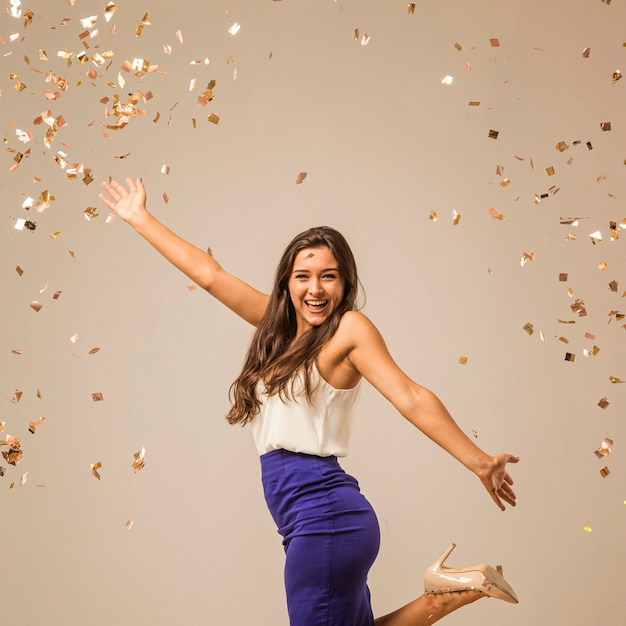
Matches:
[287,246,345,337]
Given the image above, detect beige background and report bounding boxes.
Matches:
[1,1,624,624]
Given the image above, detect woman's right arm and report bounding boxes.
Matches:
[99,177,269,326]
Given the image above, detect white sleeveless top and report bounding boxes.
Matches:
[250,364,362,457]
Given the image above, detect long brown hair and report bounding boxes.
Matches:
[227,226,363,425]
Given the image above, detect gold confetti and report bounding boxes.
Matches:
[598,397,609,409]
[611,70,622,85]
[468,101,480,106]
[88,347,100,355]
[500,178,511,187]
[599,262,608,271]
[609,376,623,383]
[91,392,103,402]
[11,349,22,356]
[589,230,602,244]
[452,210,461,226]
[29,301,43,312]
[488,208,506,220]
[523,323,534,335]
[582,48,591,58]
[599,466,610,478]
[454,42,462,51]
[594,437,613,458]
[571,299,587,317]
[132,448,146,473]
[490,38,500,47]
[458,356,468,365]
[429,211,438,222]
[16,266,24,276]
[600,122,611,131]
[296,172,308,185]
[90,461,102,480]
[488,129,499,139]
[125,519,134,530]
[208,113,220,124]
[70,333,80,344]
[408,3,416,14]
[559,273,568,281]
[546,166,555,176]
[564,352,576,362]
[361,34,371,46]
[520,251,536,266]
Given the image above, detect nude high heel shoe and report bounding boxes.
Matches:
[424,543,519,604]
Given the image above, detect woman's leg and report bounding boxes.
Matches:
[374,591,483,626]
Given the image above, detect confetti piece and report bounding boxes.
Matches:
[70,333,80,344]
[555,141,569,152]
[295,172,308,185]
[523,323,534,335]
[559,273,568,281]
[599,466,610,478]
[208,113,220,124]
[228,23,241,36]
[468,101,480,106]
[454,42,462,51]
[89,347,100,355]
[609,376,623,383]
[441,75,453,85]
[600,122,611,131]
[520,252,535,266]
[570,299,587,317]
[490,38,500,47]
[611,70,621,85]
[458,356,468,365]
[594,437,613,458]
[91,461,102,480]
[598,397,609,409]
[361,34,371,46]
[589,231,602,244]
[408,3,416,14]
[429,211,438,222]
[582,47,591,58]
[488,129,499,140]
[175,30,183,44]
[598,262,608,271]
[29,301,43,312]
[125,518,134,530]
[91,392,103,402]
[11,349,22,355]
[132,448,146,473]
[488,208,506,220]
[546,166,555,176]
[564,352,576,362]
[500,178,511,188]
[452,210,461,226]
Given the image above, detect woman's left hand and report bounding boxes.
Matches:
[478,454,519,511]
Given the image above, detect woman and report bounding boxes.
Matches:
[99,177,520,626]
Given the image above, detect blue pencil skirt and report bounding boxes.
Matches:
[260,449,380,626]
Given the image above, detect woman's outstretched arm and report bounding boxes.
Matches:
[339,311,519,511]
[99,177,269,326]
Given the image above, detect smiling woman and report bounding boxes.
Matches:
[99,177,519,626]
[288,247,345,334]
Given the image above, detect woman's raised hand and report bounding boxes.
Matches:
[478,453,519,511]
[99,177,147,226]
